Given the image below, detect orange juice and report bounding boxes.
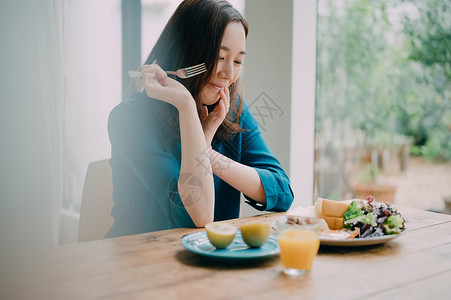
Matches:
[278,230,320,270]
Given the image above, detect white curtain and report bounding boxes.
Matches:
[1,5,65,294]
[1,3,63,290]
[59,0,122,244]
[0,0,122,247]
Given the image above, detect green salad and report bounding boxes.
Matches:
[343,196,406,238]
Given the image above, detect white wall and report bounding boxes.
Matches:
[242,0,293,169]
[240,0,316,217]
[290,0,317,207]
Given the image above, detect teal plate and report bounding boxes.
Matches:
[181,230,280,261]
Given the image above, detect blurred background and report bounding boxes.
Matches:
[315,0,451,211]
[1,0,449,252]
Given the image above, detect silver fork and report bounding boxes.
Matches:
[128,63,207,79]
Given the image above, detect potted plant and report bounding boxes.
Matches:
[351,163,397,204]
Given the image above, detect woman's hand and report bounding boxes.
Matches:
[200,86,231,145]
[140,64,194,111]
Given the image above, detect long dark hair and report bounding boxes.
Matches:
[144,0,248,140]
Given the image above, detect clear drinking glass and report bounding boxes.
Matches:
[275,216,322,276]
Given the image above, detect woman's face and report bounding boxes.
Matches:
[198,21,247,106]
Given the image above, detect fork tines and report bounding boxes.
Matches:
[184,63,207,77]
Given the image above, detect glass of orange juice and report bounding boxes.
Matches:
[275,216,322,276]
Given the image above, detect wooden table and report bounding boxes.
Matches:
[32,207,451,299]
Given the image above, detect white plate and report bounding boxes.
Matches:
[320,230,406,247]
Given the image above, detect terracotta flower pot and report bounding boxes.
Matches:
[351,183,396,204]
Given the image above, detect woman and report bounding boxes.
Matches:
[106,0,293,238]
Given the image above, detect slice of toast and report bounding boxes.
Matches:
[314,198,351,218]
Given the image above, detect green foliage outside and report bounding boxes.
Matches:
[316,0,451,163]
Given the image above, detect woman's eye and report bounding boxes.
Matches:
[218,57,243,65]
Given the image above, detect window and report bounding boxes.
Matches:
[315,0,451,210]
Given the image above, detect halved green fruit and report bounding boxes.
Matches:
[240,223,270,248]
[205,222,237,249]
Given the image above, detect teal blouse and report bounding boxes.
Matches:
[105,92,293,238]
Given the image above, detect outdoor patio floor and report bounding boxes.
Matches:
[377,156,451,213]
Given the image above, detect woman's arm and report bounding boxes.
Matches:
[177,102,215,227]
[206,148,266,203]
[141,65,215,227]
